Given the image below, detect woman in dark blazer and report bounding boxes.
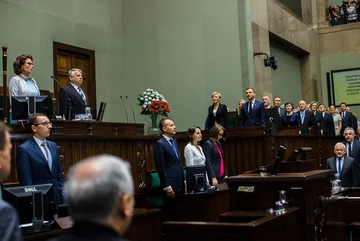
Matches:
[203,124,226,185]
[204,92,228,130]
[281,102,301,127]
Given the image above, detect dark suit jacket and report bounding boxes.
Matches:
[281,112,300,127]
[340,111,354,135]
[203,139,226,180]
[343,140,360,166]
[16,138,65,209]
[326,156,358,187]
[59,84,89,119]
[49,222,128,241]
[205,103,228,130]
[298,110,315,133]
[153,136,184,193]
[321,112,335,136]
[240,100,266,127]
[0,197,22,240]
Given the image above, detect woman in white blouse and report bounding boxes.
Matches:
[184,126,205,165]
[184,126,209,185]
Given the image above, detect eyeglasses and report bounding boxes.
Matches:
[34,122,52,127]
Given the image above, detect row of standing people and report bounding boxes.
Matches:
[153,118,225,222]
[203,87,358,136]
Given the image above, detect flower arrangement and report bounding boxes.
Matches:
[137,88,170,117]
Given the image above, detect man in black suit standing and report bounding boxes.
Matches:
[240,87,266,128]
[59,68,89,119]
[273,96,285,126]
[153,118,185,222]
[343,127,360,181]
[0,122,22,241]
[326,142,358,187]
[298,100,315,134]
[340,102,355,135]
[318,104,335,136]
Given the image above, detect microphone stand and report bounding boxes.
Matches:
[125,96,136,123]
[120,96,129,123]
[67,98,72,120]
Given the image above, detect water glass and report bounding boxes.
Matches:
[259,166,267,177]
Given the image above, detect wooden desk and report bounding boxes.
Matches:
[172,188,230,222]
[164,207,302,241]
[225,170,332,241]
[24,208,162,241]
[317,189,360,241]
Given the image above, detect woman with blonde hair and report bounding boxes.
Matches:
[204,92,228,130]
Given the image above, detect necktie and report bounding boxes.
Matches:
[78,87,87,104]
[170,139,180,160]
[342,112,345,119]
[338,158,342,174]
[248,102,252,115]
[301,112,305,124]
[41,141,53,171]
[348,142,352,156]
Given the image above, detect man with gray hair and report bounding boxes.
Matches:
[59,68,89,120]
[50,155,134,241]
[326,142,358,187]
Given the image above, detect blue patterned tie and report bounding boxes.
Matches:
[338,158,342,175]
[170,139,179,160]
[41,141,53,171]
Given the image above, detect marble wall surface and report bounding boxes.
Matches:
[250,0,322,102]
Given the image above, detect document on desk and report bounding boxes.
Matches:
[237,186,254,192]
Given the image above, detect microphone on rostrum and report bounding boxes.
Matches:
[50,76,65,88]
[120,96,129,123]
[125,96,137,123]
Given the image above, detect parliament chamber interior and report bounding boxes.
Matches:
[1,0,360,240]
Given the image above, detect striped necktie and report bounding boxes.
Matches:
[41,141,53,171]
[78,87,87,104]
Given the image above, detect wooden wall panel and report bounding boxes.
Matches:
[7,122,344,195]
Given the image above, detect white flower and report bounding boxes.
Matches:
[143,92,146,95]
[143,104,147,108]
[140,97,144,100]
[148,97,152,100]
[148,101,152,105]
[145,99,148,102]
[147,88,151,91]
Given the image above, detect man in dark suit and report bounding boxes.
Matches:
[0,122,22,240]
[59,68,89,120]
[273,96,285,126]
[326,142,358,187]
[318,104,335,136]
[50,155,133,241]
[153,118,185,222]
[340,102,355,135]
[17,113,65,210]
[240,87,266,127]
[298,100,315,134]
[343,127,360,180]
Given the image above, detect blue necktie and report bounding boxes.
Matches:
[300,112,304,124]
[41,141,53,171]
[338,158,342,175]
[170,139,179,160]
